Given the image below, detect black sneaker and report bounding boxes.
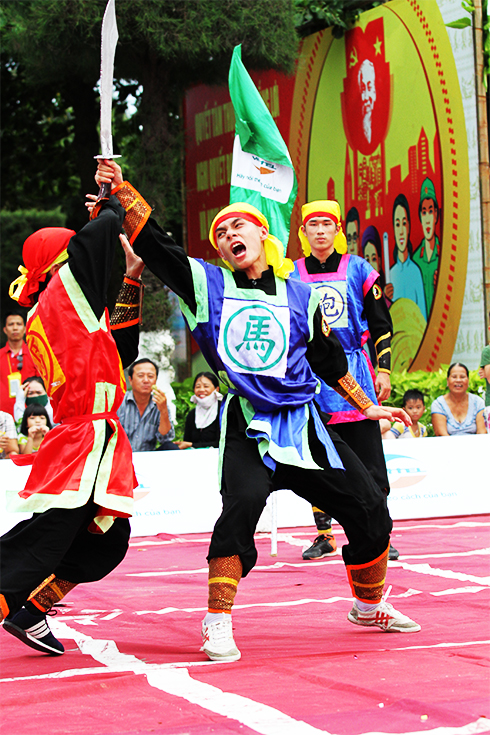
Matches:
[389,544,400,560]
[302,532,337,560]
[3,606,64,655]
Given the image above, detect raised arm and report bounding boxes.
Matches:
[95,160,198,315]
[110,234,145,369]
[68,197,125,320]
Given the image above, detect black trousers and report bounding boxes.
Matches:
[313,419,390,528]
[0,502,130,616]
[333,419,390,493]
[208,406,392,577]
[0,424,131,616]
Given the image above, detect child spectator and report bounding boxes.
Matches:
[390,389,427,439]
[14,376,54,428]
[18,403,52,454]
[0,410,19,458]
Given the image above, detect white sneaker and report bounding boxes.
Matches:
[201,615,241,662]
[348,600,421,633]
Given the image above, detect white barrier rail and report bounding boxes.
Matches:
[1,434,488,538]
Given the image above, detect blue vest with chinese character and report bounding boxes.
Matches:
[291,254,378,423]
[178,259,344,472]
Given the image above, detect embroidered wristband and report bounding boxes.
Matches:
[113,181,152,244]
[110,275,144,329]
[335,371,374,412]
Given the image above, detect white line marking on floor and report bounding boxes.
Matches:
[398,548,490,560]
[36,622,334,735]
[391,561,490,585]
[133,589,423,617]
[0,659,231,683]
[361,717,490,735]
[128,520,490,549]
[431,586,490,596]
[2,622,488,735]
[2,639,488,685]
[279,520,490,536]
[127,547,490,580]
[135,596,353,616]
[389,640,490,652]
[127,559,344,578]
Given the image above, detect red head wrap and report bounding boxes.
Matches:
[9,227,75,308]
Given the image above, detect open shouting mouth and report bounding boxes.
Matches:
[231,242,246,256]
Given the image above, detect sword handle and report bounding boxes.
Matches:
[97,181,112,201]
[92,154,121,219]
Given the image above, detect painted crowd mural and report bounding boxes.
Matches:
[185,0,472,372]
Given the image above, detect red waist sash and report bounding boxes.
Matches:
[61,412,119,425]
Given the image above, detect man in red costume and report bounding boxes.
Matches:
[0,183,151,656]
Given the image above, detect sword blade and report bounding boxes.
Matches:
[99,0,118,159]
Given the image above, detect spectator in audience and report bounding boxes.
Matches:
[431,363,486,436]
[0,312,39,417]
[118,358,176,451]
[389,389,427,439]
[479,315,490,432]
[13,376,54,427]
[17,403,52,455]
[175,372,223,449]
[0,410,19,459]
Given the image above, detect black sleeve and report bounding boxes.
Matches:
[112,324,139,369]
[183,409,195,443]
[363,276,392,372]
[132,218,197,315]
[67,197,125,320]
[305,306,349,387]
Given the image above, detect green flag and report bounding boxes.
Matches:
[228,45,297,253]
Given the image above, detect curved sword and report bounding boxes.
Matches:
[95,0,121,200]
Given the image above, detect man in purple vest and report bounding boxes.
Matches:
[292,200,398,561]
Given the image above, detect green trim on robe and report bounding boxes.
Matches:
[59,264,101,333]
[178,258,209,330]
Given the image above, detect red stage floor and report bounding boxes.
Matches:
[1,516,489,735]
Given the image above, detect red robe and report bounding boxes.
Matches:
[8,262,136,532]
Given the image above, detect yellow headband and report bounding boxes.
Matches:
[209,202,294,279]
[298,200,347,256]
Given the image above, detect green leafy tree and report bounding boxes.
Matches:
[0,54,80,215]
[294,0,387,37]
[446,0,489,89]
[1,0,299,337]
[0,207,67,340]
[1,0,298,227]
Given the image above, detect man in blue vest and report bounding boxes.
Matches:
[96,160,421,663]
